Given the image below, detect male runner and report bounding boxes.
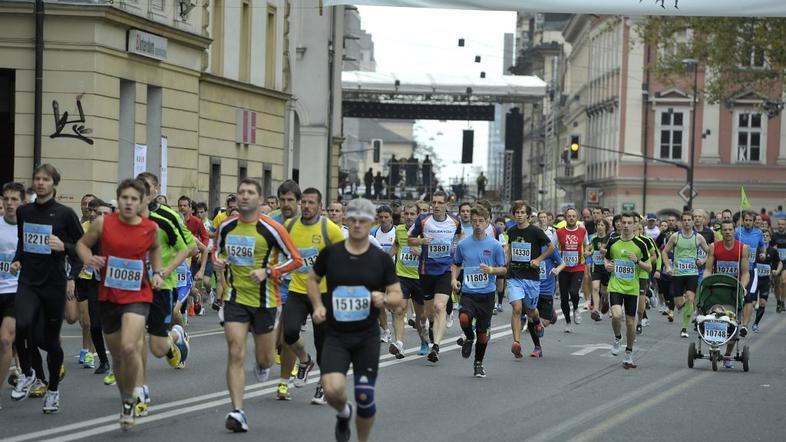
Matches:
[555,207,590,331]
[371,205,396,343]
[212,178,301,431]
[533,241,566,357]
[76,178,163,430]
[74,193,97,367]
[734,211,766,335]
[408,190,462,363]
[279,187,344,404]
[451,205,506,377]
[662,211,710,338]
[771,218,786,312]
[0,182,24,409]
[308,198,403,442]
[504,202,553,357]
[604,213,651,368]
[10,164,83,413]
[752,230,782,331]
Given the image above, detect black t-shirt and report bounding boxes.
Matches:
[697,227,715,246]
[584,220,596,236]
[771,230,786,260]
[756,247,781,282]
[506,224,551,280]
[313,242,398,332]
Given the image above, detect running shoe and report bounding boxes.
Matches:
[407,318,417,328]
[225,409,249,433]
[276,383,291,400]
[636,324,643,335]
[134,387,150,417]
[274,352,281,365]
[311,383,327,405]
[254,365,271,383]
[79,349,87,365]
[473,362,486,378]
[446,312,454,328]
[7,365,19,387]
[591,310,601,321]
[535,322,544,338]
[739,326,748,337]
[680,328,689,338]
[120,400,135,431]
[641,318,650,327]
[461,338,474,359]
[530,346,542,358]
[104,371,116,386]
[335,404,353,442]
[294,356,315,388]
[42,390,60,414]
[752,324,760,333]
[29,379,48,398]
[723,358,735,369]
[564,324,572,333]
[622,351,637,369]
[510,341,523,359]
[380,329,391,343]
[59,365,65,382]
[388,341,405,359]
[166,342,182,368]
[496,303,504,313]
[611,338,621,356]
[427,346,439,363]
[667,311,674,322]
[10,369,35,401]
[83,352,96,369]
[94,360,111,375]
[573,311,582,325]
[418,342,429,356]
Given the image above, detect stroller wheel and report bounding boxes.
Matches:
[687,342,696,369]
[710,351,719,372]
[742,345,750,372]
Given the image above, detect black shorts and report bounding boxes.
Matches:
[537,297,555,322]
[99,301,150,335]
[591,266,609,286]
[282,292,313,327]
[399,277,424,305]
[657,278,672,297]
[420,272,452,301]
[610,292,638,317]
[559,271,584,295]
[147,289,173,337]
[0,294,14,319]
[223,301,276,335]
[671,275,698,297]
[320,327,380,377]
[758,281,770,300]
[75,278,98,302]
[459,293,495,332]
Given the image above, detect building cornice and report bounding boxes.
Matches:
[201,73,291,102]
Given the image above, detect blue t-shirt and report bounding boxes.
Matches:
[453,234,506,295]
[735,226,765,264]
[539,247,563,297]
[409,213,462,276]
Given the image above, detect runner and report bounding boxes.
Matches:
[504,202,553,358]
[769,218,786,312]
[212,178,302,432]
[589,218,611,321]
[634,215,660,334]
[0,182,24,410]
[451,205,506,377]
[533,236,566,357]
[555,207,590,332]
[752,229,782,332]
[604,213,652,368]
[10,164,83,413]
[408,190,462,363]
[390,202,429,357]
[76,178,163,430]
[73,193,97,368]
[279,187,344,405]
[734,211,766,336]
[307,198,403,442]
[371,205,396,343]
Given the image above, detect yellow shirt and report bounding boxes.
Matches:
[285,216,345,295]
[212,211,229,230]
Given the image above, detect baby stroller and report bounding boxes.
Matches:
[687,274,749,372]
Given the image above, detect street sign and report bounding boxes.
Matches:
[622,202,635,212]
[678,184,698,203]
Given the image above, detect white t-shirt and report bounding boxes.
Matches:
[340,225,383,249]
[0,217,19,294]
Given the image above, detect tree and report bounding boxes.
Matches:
[636,17,786,111]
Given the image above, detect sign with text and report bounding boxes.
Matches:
[127,30,167,61]
[134,144,147,178]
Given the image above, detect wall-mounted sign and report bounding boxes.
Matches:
[127,29,167,61]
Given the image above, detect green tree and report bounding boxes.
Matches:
[636,17,786,110]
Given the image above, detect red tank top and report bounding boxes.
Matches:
[556,226,588,272]
[99,213,158,304]
[713,240,744,269]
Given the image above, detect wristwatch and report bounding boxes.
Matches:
[265,268,273,277]
[153,271,164,278]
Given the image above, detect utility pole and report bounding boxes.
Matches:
[683,58,699,210]
[33,0,45,169]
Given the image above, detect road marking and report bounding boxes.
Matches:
[568,344,613,356]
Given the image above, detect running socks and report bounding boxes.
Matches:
[755,306,765,325]
[527,321,540,347]
[682,303,694,329]
[475,331,489,363]
[497,291,504,305]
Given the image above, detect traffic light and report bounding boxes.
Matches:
[570,135,580,160]
[372,139,382,163]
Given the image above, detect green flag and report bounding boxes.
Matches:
[740,186,751,210]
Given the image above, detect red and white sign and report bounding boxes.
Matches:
[235,109,257,145]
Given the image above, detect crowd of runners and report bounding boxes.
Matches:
[1,163,784,441]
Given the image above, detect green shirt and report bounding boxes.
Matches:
[638,234,658,279]
[605,235,650,296]
[673,232,699,276]
[149,211,187,290]
[395,224,420,280]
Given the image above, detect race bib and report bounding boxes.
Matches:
[716,260,739,277]
[614,259,636,280]
[175,262,189,288]
[398,246,418,267]
[23,223,51,254]
[563,250,579,267]
[674,257,697,275]
[298,247,319,273]
[105,256,144,291]
[511,242,532,263]
[592,250,604,266]
[427,239,451,259]
[0,252,16,280]
[702,320,727,344]
[463,266,490,290]
[756,263,771,278]
[747,248,756,263]
[332,286,371,322]
[226,236,255,266]
[778,248,786,261]
[539,261,547,281]
[697,247,707,260]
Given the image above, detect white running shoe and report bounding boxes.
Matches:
[641,318,650,327]
[11,369,35,401]
[446,312,454,328]
[564,324,572,333]
[381,329,391,343]
[254,365,270,383]
[42,390,60,414]
[573,311,582,325]
[611,338,622,356]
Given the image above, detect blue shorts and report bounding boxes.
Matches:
[279,279,290,305]
[507,278,540,310]
[175,269,193,303]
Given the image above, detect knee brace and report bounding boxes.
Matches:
[354,375,377,418]
[459,312,472,329]
[476,330,489,344]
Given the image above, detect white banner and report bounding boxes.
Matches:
[160,136,168,197]
[133,144,147,178]
[324,1,786,17]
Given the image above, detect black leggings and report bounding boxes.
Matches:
[282,293,326,366]
[87,296,109,365]
[559,271,584,323]
[15,283,66,391]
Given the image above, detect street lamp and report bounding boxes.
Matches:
[682,58,699,210]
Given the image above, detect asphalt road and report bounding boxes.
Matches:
[2,300,785,442]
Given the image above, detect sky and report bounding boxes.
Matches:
[355,6,517,183]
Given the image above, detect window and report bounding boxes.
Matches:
[118,80,135,179]
[739,47,766,69]
[265,6,277,89]
[657,109,686,161]
[211,0,224,75]
[239,0,251,82]
[735,111,764,163]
